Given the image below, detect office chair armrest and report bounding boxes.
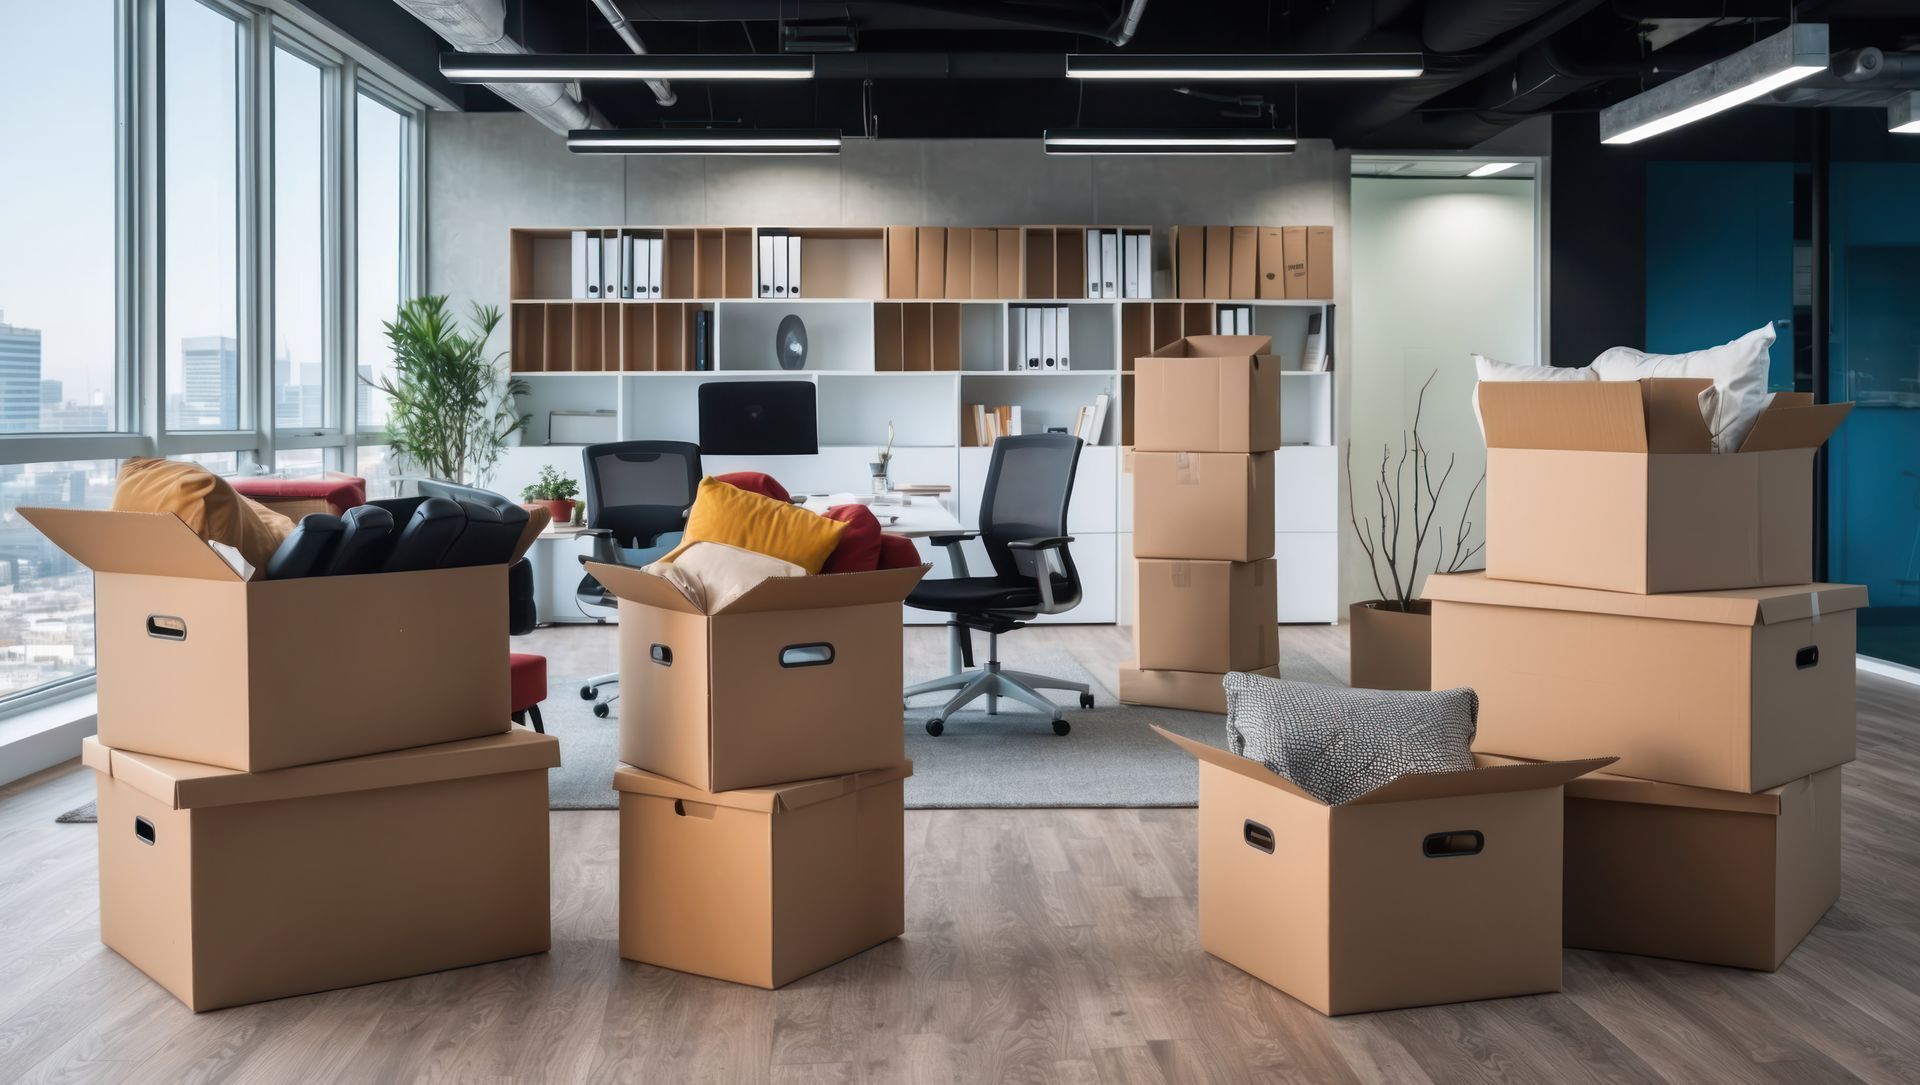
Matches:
[582,530,620,566]
[926,532,978,548]
[1006,536,1074,611]
[1005,536,1073,551]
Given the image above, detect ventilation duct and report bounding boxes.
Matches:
[390,0,610,134]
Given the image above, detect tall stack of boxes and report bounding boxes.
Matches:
[589,559,925,989]
[1428,378,1858,970]
[24,506,559,1013]
[1121,335,1283,712]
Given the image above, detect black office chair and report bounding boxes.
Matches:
[572,441,704,718]
[905,433,1092,736]
[417,480,545,730]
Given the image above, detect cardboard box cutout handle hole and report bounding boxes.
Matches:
[1243,819,1275,854]
[779,643,835,669]
[1422,830,1484,859]
[134,816,157,846]
[146,615,187,642]
[672,799,717,820]
[1796,645,1819,670]
[650,644,673,667]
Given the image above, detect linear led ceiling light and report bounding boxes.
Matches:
[440,52,815,83]
[1599,24,1828,145]
[1043,129,1298,155]
[1890,92,1920,134]
[1065,53,1424,81]
[1467,162,1520,177]
[567,128,841,155]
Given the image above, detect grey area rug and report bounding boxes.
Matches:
[57,652,1235,822]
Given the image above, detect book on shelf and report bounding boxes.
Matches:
[964,403,1023,446]
[1070,393,1111,445]
[693,310,712,371]
[1302,311,1329,372]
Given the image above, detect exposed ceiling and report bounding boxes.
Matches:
[378,0,1920,149]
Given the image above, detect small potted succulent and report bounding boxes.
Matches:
[521,465,581,525]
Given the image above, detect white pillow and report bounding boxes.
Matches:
[1471,354,1598,439]
[1589,323,1775,453]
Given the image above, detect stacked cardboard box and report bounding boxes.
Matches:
[1427,378,1858,971]
[1121,335,1283,712]
[24,507,558,1012]
[588,560,926,989]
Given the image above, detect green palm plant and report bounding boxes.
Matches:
[368,296,527,485]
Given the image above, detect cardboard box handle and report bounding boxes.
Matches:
[649,644,673,666]
[1422,830,1484,859]
[1243,819,1275,854]
[779,643,835,668]
[145,615,187,642]
[134,816,157,846]
[672,798,717,820]
[1796,645,1819,670]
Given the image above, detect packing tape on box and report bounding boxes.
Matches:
[1171,561,1192,588]
[1811,591,1821,623]
[1174,452,1196,485]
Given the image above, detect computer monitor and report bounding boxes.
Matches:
[697,380,819,455]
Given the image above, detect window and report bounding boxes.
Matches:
[272,45,331,432]
[274,448,327,478]
[356,92,410,432]
[0,461,117,699]
[356,444,398,497]
[0,1,121,433]
[163,0,243,431]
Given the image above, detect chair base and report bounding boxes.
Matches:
[905,629,1091,735]
[581,672,619,719]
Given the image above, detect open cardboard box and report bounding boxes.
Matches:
[1479,379,1852,594]
[1119,662,1279,714]
[1134,558,1279,673]
[586,560,927,792]
[1131,452,1275,562]
[615,760,910,989]
[1486,755,1840,971]
[86,728,558,1012]
[1132,335,1282,454]
[1157,726,1612,1015]
[1428,572,1863,792]
[24,507,510,773]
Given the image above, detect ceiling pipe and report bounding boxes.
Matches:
[1110,0,1151,47]
[390,0,605,133]
[587,0,677,107]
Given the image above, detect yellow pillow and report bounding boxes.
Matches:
[662,477,847,575]
[112,458,295,573]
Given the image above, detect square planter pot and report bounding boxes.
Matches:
[1348,600,1432,691]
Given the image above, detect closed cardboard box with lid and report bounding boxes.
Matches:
[1132,335,1282,453]
[615,761,910,989]
[1478,379,1851,594]
[1118,662,1278,714]
[1158,727,1612,1015]
[23,507,509,773]
[1428,573,1863,792]
[1131,452,1275,562]
[586,560,926,792]
[85,728,558,1012]
[1135,558,1279,673]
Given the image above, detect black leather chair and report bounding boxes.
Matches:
[417,480,545,729]
[904,432,1092,736]
[572,441,704,718]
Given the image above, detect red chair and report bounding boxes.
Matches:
[510,652,547,734]
[229,473,367,519]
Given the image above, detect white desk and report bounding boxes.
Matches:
[798,494,963,539]
[529,527,605,625]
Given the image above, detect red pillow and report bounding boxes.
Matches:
[876,532,922,571]
[712,471,791,504]
[819,504,883,574]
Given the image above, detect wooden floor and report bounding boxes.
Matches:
[3,625,1918,1084]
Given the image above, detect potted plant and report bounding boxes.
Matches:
[365,296,528,486]
[1345,372,1484,691]
[521,465,580,525]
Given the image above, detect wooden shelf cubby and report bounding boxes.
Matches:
[873,302,965,372]
[508,301,710,373]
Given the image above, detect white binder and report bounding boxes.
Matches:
[1024,307,1043,369]
[602,236,620,299]
[619,235,633,299]
[1041,306,1058,369]
[758,233,776,298]
[1084,230,1100,298]
[1217,308,1232,335]
[585,236,601,298]
[1099,230,1118,299]
[772,232,788,297]
[570,231,588,299]
[632,236,650,299]
[1121,233,1140,300]
[646,236,663,297]
[1235,306,1252,334]
[1057,306,1072,370]
[1010,307,1024,371]
[786,234,802,298]
[1135,231,1154,298]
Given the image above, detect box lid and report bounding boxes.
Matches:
[1424,572,1868,626]
[585,560,927,616]
[1146,334,1274,360]
[21,508,246,582]
[1153,726,1613,808]
[1737,397,1853,453]
[1480,754,1800,815]
[81,727,555,810]
[611,760,914,812]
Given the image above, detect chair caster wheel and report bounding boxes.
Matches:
[1052,719,1071,736]
[592,702,611,719]
[925,719,944,737]
[580,686,597,700]
[1079,692,1095,709]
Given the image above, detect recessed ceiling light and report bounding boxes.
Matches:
[441,52,815,83]
[1468,162,1520,177]
[1042,129,1298,155]
[1065,53,1424,81]
[1599,24,1828,145]
[567,129,842,155]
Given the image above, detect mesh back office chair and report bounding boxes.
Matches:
[574,441,703,718]
[905,433,1092,736]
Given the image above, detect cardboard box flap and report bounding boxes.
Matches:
[1481,754,1788,815]
[715,563,929,615]
[582,560,704,615]
[1479,378,1715,454]
[1344,755,1616,807]
[1147,334,1273,359]
[1424,572,1867,627]
[1638,378,1718,453]
[1151,725,1321,805]
[1737,401,1852,453]
[19,508,246,582]
[768,760,915,812]
[611,760,914,812]
[82,729,557,810]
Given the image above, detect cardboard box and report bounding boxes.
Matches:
[1135,558,1279,673]
[1229,226,1258,299]
[1132,335,1282,453]
[1257,227,1284,300]
[916,227,945,299]
[944,227,972,300]
[615,761,910,989]
[1118,662,1278,713]
[1158,727,1612,1015]
[586,560,926,792]
[1132,452,1275,561]
[23,508,509,773]
[1479,379,1852,593]
[86,728,557,1012]
[1427,572,1864,792]
[1306,226,1333,299]
[1282,226,1308,299]
[1172,225,1206,299]
[1509,758,1839,971]
[1204,226,1231,298]
[885,226,916,299]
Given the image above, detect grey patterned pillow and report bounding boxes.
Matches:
[1223,673,1479,805]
